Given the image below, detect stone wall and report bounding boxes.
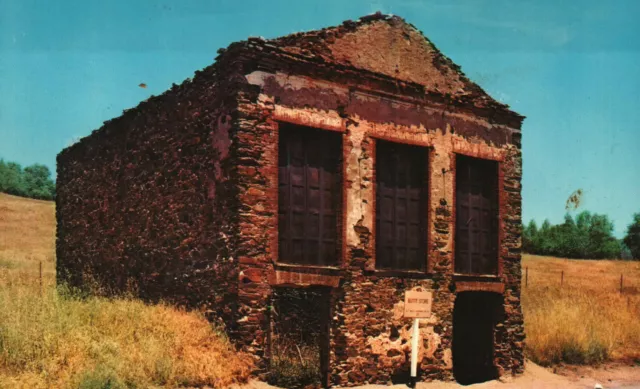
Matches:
[233,39,524,385]
[56,60,242,329]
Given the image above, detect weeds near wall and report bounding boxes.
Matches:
[0,194,254,388]
[0,266,253,389]
[268,287,328,389]
[269,343,321,389]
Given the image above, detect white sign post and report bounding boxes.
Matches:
[411,317,419,378]
[404,289,433,384]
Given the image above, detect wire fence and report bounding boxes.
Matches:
[522,266,639,292]
[521,265,640,316]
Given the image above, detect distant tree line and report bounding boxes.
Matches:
[624,213,640,260]
[523,211,640,260]
[0,159,55,200]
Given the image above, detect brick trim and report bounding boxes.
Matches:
[368,131,434,148]
[455,280,505,294]
[269,269,342,287]
[497,160,506,278]
[452,137,506,161]
[267,117,348,285]
[272,104,346,133]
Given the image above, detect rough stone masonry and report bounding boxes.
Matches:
[56,13,525,387]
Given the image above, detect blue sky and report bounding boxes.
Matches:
[0,0,638,237]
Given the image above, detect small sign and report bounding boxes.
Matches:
[404,290,433,318]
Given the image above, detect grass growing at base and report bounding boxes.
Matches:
[0,193,252,388]
[268,343,321,389]
[0,268,252,389]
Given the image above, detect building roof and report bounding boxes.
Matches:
[261,13,519,118]
[62,13,523,160]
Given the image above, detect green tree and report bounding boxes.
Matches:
[23,164,55,200]
[0,159,55,200]
[523,220,538,253]
[540,219,551,233]
[525,212,622,259]
[558,214,580,258]
[620,241,633,260]
[623,213,640,259]
[538,219,555,255]
[0,159,7,192]
[587,214,621,259]
[574,211,593,258]
[0,160,27,196]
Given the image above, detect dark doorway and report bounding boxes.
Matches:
[453,292,503,385]
[269,287,331,389]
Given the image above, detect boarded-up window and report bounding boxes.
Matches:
[455,156,499,275]
[278,124,342,266]
[375,140,428,271]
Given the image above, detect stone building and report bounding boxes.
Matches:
[56,14,525,387]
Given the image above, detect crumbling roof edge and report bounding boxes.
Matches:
[220,36,525,127]
[57,64,221,160]
[242,12,525,123]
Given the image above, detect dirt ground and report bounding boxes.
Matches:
[233,361,640,389]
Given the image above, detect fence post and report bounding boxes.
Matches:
[560,270,564,288]
[525,266,528,287]
[620,274,623,294]
[39,261,43,295]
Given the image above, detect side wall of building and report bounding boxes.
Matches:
[235,50,524,385]
[56,65,241,328]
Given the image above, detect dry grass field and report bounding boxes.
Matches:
[522,254,640,365]
[0,192,56,274]
[0,192,639,388]
[0,193,252,389]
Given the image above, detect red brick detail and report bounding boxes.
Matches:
[269,269,341,287]
[240,268,265,283]
[452,137,506,161]
[456,281,505,294]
